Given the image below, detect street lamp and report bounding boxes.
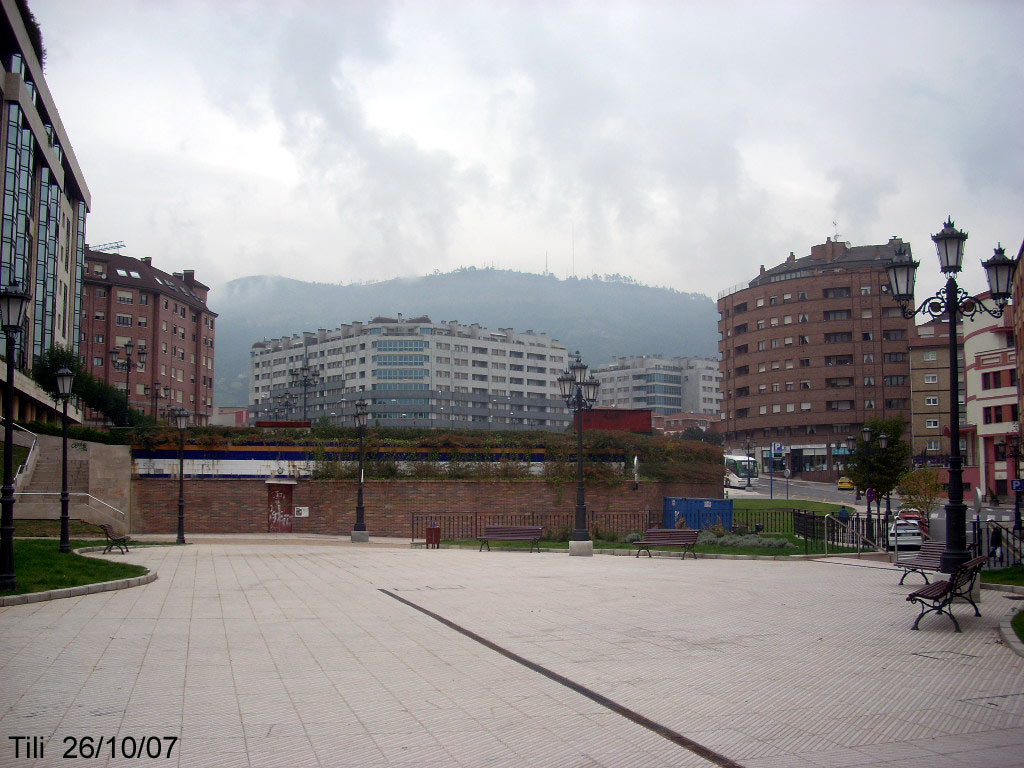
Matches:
[860,426,889,544]
[351,398,369,542]
[887,218,1018,573]
[0,281,29,590]
[744,440,753,489]
[56,367,75,554]
[291,362,320,422]
[558,352,600,556]
[172,408,189,544]
[109,341,147,426]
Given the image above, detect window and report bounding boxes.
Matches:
[922,350,937,361]
[800,402,811,411]
[824,332,853,343]
[799,358,811,368]
[94,334,104,343]
[824,310,852,321]
[882,329,907,340]
[926,419,940,428]
[92,357,103,367]
[116,314,132,327]
[883,375,907,386]
[863,353,874,363]
[116,290,133,304]
[860,286,872,295]
[862,332,874,341]
[927,440,940,451]
[925,396,939,406]
[883,352,907,363]
[863,377,875,386]
[865,399,875,409]
[861,309,873,319]
[96,288,107,297]
[924,374,938,384]
[823,287,852,299]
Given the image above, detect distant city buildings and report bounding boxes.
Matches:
[592,355,721,417]
[718,237,915,476]
[81,249,216,425]
[249,315,572,430]
[908,318,962,464]
[1,1,90,421]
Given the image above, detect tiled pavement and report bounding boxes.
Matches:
[1,540,1023,767]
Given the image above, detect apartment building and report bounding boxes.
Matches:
[0,0,90,421]
[592,355,721,417]
[962,298,1016,499]
[908,318,964,463]
[249,315,571,430]
[81,249,216,424]
[717,237,915,476]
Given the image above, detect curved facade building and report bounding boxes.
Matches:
[717,237,914,476]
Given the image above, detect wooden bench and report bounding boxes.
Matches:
[895,539,944,585]
[477,525,543,553]
[906,555,986,632]
[99,524,131,555]
[633,528,699,559]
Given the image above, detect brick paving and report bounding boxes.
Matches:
[1,540,1023,767]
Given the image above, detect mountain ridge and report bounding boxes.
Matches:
[213,268,719,406]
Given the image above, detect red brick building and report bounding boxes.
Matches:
[80,249,216,424]
[718,237,914,477]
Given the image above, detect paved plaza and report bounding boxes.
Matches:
[1,539,1023,767]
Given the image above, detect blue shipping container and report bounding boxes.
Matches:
[663,497,733,531]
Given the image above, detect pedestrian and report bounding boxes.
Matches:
[988,522,1003,562]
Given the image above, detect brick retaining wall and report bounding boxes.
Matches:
[132,478,721,536]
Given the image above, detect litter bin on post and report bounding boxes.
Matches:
[426,522,441,549]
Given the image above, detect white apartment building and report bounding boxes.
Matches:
[592,355,721,417]
[249,315,572,430]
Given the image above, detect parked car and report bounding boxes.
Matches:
[896,508,929,536]
[888,520,923,550]
[837,476,855,491]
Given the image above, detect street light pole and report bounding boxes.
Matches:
[744,440,753,489]
[173,408,189,544]
[56,367,75,554]
[109,341,147,426]
[351,398,369,542]
[887,219,1017,573]
[558,352,600,557]
[0,281,29,590]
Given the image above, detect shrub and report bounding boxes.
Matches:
[624,532,643,544]
[696,531,794,549]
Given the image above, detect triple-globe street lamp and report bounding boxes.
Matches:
[109,340,146,426]
[558,352,600,556]
[860,426,889,545]
[172,408,189,544]
[887,218,1018,573]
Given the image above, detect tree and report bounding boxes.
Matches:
[845,417,913,498]
[896,468,945,514]
[677,426,724,446]
[32,346,142,427]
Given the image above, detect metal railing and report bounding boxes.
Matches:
[410,510,658,543]
[15,491,126,519]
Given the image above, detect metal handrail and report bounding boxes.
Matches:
[5,419,38,490]
[15,491,126,519]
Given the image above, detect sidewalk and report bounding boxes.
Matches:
[1,540,1022,767]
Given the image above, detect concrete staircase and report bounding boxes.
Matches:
[14,433,129,533]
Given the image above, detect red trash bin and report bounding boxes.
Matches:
[426,524,440,549]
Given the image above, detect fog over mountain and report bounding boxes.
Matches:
[213,268,719,406]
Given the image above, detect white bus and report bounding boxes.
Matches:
[724,454,759,488]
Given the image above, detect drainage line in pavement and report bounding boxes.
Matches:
[380,589,744,768]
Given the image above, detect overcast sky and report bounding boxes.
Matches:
[31,0,1024,303]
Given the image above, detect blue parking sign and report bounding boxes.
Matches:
[1012,479,1024,492]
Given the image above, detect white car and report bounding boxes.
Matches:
[887,520,923,550]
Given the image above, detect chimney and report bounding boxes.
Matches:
[182,269,195,284]
[140,257,152,265]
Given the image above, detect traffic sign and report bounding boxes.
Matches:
[1012,479,1024,492]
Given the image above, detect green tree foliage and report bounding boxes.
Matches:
[896,468,945,513]
[32,346,140,426]
[677,426,724,446]
[845,417,913,496]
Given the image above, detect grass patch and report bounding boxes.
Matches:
[445,533,819,557]
[732,498,845,514]
[0,539,148,597]
[982,565,1024,587]
[1013,610,1024,645]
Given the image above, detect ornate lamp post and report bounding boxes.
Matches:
[887,218,1017,572]
[172,408,189,544]
[351,398,369,542]
[860,426,889,544]
[0,282,29,590]
[109,341,147,425]
[56,367,75,554]
[744,440,753,489]
[558,352,600,556]
[291,363,320,422]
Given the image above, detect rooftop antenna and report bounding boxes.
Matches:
[832,220,843,243]
[91,240,126,253]
[571,224,575,278]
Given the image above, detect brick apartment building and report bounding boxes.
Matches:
[718,237,914,477]
[908,318,963,463]
[81,249,216,425]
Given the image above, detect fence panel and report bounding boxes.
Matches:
[411,510,657,542]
